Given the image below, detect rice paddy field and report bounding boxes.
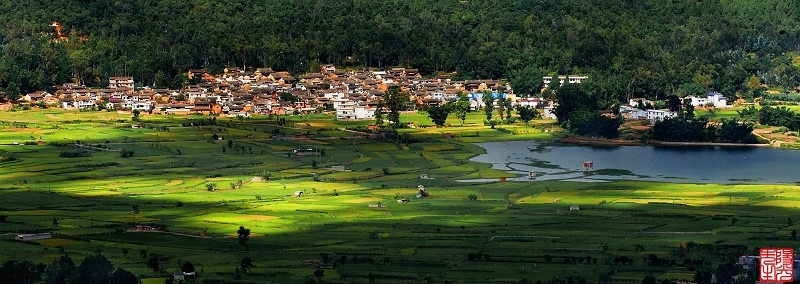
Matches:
[0,109,794,283]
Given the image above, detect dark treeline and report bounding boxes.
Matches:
[0,254,140,284]
[2,0,800,100]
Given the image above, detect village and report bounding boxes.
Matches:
[0,65,728,124]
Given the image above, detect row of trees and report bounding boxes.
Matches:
[1,254,139,284]
[553,84,623,138]
[745,105,800,130]
[651,116,756,143]
[425,90,540,127]
[2,0,800,101]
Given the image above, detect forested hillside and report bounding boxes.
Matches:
[1,0,799,101]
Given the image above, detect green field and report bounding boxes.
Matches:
[0,110,788,283]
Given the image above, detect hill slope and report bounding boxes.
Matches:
[0,0,798,100]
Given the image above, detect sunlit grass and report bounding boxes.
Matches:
[3,110,800,283]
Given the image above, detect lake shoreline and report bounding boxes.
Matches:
[470,140,800,184]
[557,137,771,148]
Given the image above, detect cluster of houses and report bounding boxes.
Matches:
[620,92,728,123]
[17,65,589,120]
[19,66,524,119]
[14,65,730,123]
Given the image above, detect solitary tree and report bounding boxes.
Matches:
[181,261,196,274]
[450,94,471,125]
[374,103,385,126]
[146,254,166,276]
[503,98,513,120]
[238,226,251,250]
[497,97,507,120]
[384,86,407,127]
[75,255,114,284]
[517,105,539,125]
[482,91,494,120]
[44,255,75,284]
[205,182,217,192]
[510,66,544,97]
[132,204,139,214]
[427,104,451,127]
[110,268,139,284]
[240,257,254,273]
[642,275,656,284]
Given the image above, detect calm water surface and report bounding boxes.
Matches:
[471,141,800,184]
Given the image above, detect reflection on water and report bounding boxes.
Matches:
[471,141,800,184]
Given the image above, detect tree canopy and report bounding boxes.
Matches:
[1,0,800,101]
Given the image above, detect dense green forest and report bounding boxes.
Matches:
[1,0,800,101]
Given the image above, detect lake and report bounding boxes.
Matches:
[470,141,800,184]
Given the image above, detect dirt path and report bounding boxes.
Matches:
[752,129,783,147]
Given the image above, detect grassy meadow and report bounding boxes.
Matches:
[0,109,795,283]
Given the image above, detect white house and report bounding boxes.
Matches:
[109,77,135,89]
[618,106,676,122]
[687,92,728,108]
[173,272,196,281]
[618,106,647,120]
[645,109,678,122]
[516,98,542,108]
[131,102,153,111]
[336,103,374,120]
[629,98,653,108]
[323,91,346,100]
[686,96,707,107]
[706,92,728,108]
[543,75,588,86]
[15,233,52,241]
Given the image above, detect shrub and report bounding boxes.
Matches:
[0,154,17,162]
[59,151,91,158]
[773,127,789,133]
